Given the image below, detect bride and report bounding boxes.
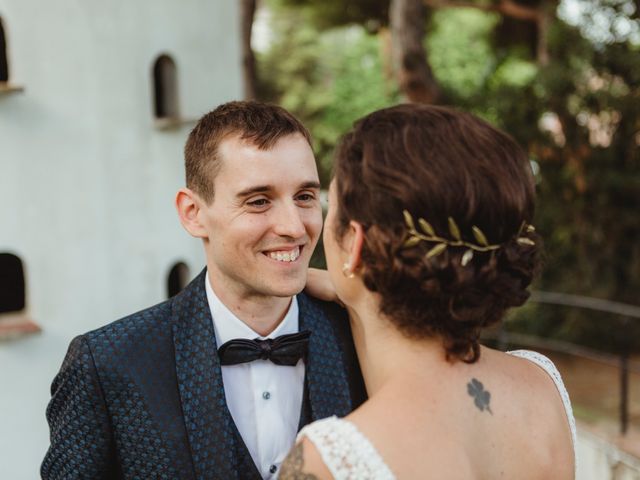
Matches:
[280,104,575,479]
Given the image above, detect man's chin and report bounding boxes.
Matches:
[268,285,306,298]
[263,277,307,298]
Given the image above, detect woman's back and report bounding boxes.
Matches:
[297,348,574,479]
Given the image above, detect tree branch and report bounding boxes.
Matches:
[423,0,542,22]
[424,0,554,63]
[391,0,442,104]
[241,0,258,100]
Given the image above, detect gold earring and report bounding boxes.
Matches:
[342,262,355,278]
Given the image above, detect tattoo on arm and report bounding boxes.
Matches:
[279,442,320,480]
[278,442,318,480]
[467,378,493,414]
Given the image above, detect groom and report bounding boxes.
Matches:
[41,101,366,479]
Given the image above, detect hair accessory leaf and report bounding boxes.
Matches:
[402,210,535,266]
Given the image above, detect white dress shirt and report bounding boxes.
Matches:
[205,274,305,479]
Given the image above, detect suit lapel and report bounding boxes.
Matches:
[172,270,260,480]
[298,293,353,422]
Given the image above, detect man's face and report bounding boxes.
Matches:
[199,133,322,301]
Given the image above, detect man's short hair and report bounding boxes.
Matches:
[184,101,312,203]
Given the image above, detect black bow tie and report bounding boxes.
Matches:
[217,330,311,366]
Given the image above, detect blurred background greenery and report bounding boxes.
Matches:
[246,0,640,354]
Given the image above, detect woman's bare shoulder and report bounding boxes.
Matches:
[485,348,575,456]
[478,348,565,416]
[490,349,567,397]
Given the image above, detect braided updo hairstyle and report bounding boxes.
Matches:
[332,104,540,363]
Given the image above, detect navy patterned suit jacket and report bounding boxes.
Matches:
[41,270,366,479]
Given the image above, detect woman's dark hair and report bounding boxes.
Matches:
[333,104,540,363]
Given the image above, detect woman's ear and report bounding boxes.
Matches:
[175,188,207,238]
[345,220,365,274]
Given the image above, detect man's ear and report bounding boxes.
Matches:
[175,188,208,238]
[345,220,365,274]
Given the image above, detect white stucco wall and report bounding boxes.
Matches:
[0,0,242,477]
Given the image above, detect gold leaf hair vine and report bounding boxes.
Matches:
[402,210,535,266]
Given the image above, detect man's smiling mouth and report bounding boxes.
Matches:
[265,246,302,263]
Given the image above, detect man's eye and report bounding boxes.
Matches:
[297,193,315,202]
[247,198,269,207]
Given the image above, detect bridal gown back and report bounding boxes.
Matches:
[297,350,577,480]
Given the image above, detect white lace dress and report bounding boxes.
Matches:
[296,350,577,480]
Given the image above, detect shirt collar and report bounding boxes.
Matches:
[205,271,299,347]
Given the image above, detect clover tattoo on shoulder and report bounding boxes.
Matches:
[467,378,493,414]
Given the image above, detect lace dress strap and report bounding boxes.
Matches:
[297,416,396,480]
[507,349,577,473]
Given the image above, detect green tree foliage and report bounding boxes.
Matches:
[257,2,399,185]
[257,0,640,352]
[278,0,390,29]
[425,4,640,353]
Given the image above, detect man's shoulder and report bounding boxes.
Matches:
[82,298,175,351]
[84,270,207,346]
[299,292,367,406]
[298,292,349,325]
[298,292,353,344]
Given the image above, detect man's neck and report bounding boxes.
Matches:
[207,274,293,337]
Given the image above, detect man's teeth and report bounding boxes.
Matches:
[268,248,300,262]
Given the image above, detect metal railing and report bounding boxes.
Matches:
[497,290,640,435]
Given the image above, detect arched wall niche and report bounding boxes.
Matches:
[0,252,26,314]
[167,261,190,298]
[152,54,179,119]
[0,16,9,83]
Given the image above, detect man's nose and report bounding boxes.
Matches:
[272,203,306,239]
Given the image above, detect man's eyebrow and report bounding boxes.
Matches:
[235,181,321,198]
[236,185,272,198]
[299,181,321,190]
